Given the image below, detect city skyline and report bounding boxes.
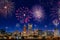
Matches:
[0,0,60,32]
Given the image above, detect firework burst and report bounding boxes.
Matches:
[0,0,14,17]
[32,5,45,22]
[15,6,33,24]
[52,19,59,26]
[49,6,58,22]
[58,1,60,20]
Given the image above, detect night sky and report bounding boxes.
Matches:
[0,0,60,32]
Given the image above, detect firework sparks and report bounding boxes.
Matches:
[58,1,60,20]
[16,6,32,23]
[32,5,44,21]
[52,19,59,27]
[0,0,14,17]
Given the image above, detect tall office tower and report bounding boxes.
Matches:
[28,24,33,35]
[23,25,27,31]
[28,24,32,31]
[43,31,47,37]
[38,30,43,36]
[21,25,27,37]
[34,29,38,36]
[54,28,59,37]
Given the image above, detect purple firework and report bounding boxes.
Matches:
[15,6,33,23]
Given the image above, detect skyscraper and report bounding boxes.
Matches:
[54,28,59,37]
[21,25,27,37]
[28,24,33,36]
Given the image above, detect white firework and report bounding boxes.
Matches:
[33,10,42,18]
[32,5,44,21]
[0,0,14,17]
[52,19,59,27]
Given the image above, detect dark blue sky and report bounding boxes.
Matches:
[0,0,60,32]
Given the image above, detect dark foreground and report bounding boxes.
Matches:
[0,37,60,40]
